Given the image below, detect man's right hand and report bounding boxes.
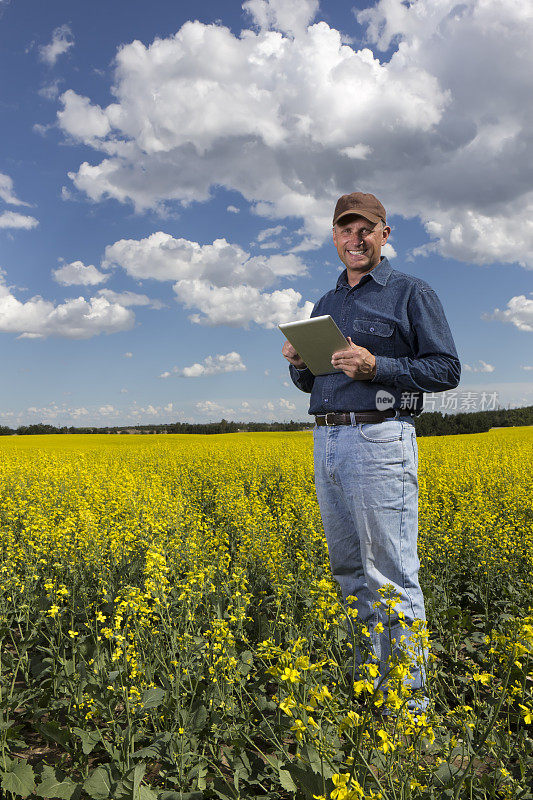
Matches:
[282,340,307,369]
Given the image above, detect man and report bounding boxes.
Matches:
[282,192,460,711]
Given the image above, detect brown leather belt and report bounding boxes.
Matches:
[315,409,397,426]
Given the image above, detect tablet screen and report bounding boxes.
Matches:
[279,315,349,376]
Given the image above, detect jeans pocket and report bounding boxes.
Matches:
[359,420,403,443]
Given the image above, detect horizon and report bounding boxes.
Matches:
[3,400,532,433]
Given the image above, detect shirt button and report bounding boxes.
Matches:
[324,398,329,402]
[370,326,375,332]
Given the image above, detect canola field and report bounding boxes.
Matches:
[0,428,532,800]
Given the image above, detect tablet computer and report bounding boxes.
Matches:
[279,315,349,376]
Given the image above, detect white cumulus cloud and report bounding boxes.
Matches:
[96,289,164,309]
[58,90,111,144]
[0,211,38,230]
[483,294,533,332]
[243,0,319,36]
[0,173,30,206]
[196,400,235,417]
[102,231,311,327]
[463,361,495,373]
[0,271,134,339]
[56,0,533,267]
[279,398,296,411]
[39,24,74,66]
[52,260,110,286]
[174,280,313,328]
[176,351,246,377]
[103,232,306,289]
[257,225,285,243]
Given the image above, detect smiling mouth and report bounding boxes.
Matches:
[346,248,365,256]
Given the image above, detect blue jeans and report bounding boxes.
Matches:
[313,416,427,701]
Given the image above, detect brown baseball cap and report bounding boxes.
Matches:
[333,192,386,226]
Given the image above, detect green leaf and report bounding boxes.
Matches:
[133,763,146,799]
[238,650,254,675]
[301,745,335,780]
[157,794,183,800]
[433,760,463,787]
[113,769,135,800]
[210,777,236,800]
[284,764,324,799]
[132,733,171,760]
[114,765,158,800]
[302,744,322,776]
[1,761,36,799]
[137,787,158,800]
[158,794,203,800]
[187,703,208,733]
[35,765,78,799]
[83,766,115,800]
[35,721,72,750]
[196,760,207,792]
[72,727,100,755]
[278,766,297,793]
[141,687,166,709]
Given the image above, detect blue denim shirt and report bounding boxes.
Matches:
[289,257,460,416]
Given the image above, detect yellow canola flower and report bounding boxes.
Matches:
[331,772,364,799]
[366,663,379,679]
[0,425,532,794]
[338,710,361,733]
[290,719,306,741]
[377,729,396,753]
[279,697,297,717]
[280,667,301,683]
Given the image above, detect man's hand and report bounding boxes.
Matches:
[282,340,307,370]
[331,337,376,380]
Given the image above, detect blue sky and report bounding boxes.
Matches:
[1,0,532,426]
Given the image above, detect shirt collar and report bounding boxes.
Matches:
[335,257,392,291]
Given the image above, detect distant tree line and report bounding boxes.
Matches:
[0,419,308,436]
[412,404,533,436]
[0,405,532,438]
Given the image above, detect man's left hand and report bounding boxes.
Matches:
[331,337,376,380]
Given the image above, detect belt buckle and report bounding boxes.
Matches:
[324,412,336,426]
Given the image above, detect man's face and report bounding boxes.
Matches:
[332,214,390,279]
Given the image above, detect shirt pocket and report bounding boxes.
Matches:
[352,319,395,356]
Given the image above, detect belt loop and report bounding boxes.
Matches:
[349,411,357,426]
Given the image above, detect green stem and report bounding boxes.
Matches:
[453,646,516,800]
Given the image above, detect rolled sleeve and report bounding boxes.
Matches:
[289,364,315,393]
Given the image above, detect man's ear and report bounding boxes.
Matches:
[332,226,337,246]
[381,226,391,244]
